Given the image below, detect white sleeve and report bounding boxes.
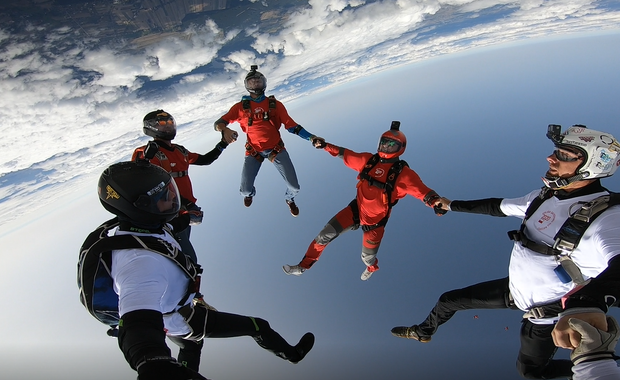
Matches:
[499,189,541,218]
[572,360,620,380]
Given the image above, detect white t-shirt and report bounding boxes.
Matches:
[500,189,620,323]
[111,228,193,336]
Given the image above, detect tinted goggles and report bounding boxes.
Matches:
[553,149,582,162]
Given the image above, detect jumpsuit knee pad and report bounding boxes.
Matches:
[315,223,339,245]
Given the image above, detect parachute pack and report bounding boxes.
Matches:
[77,218,201,335]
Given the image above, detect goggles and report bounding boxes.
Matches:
[379,137,402,153]
[155,117,175,127]
[553,149,582,162]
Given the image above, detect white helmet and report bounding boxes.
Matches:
[545,124,620,188]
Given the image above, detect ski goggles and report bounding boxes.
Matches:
[378,137,402,153]
[155,117,175,127]
[553,148,583,162]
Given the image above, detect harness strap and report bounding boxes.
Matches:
[170,171,188,178]
[245,139,284,162]
[245,141,264,162]
[508,191,620,285]
[242,95,277,127]
[348,198,390,232]
[522,300,564,320]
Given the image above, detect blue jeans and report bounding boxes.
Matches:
[240,149,300,202]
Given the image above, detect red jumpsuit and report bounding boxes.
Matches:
[132,143,211,204]
[299,143,435,269]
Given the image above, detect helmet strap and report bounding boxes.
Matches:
[542,173,585,189]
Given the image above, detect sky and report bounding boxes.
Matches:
[2,1,620,379]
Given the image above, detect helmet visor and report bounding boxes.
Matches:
[378,137,402,154]
[153,116,176,132]
[246,77,265,91]
[133,179,180,216]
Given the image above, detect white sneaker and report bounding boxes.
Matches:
[361,264,379,281]
[361,268,373,281]
[283,264,305,276]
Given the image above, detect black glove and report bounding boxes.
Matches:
[310,136,326,149]
[137,356,208,380]
[144,141,159,160]
[433,204,447,216]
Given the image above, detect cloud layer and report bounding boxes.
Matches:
[1,0,619,227]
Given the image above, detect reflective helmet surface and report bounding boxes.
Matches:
[244,66,267,95]
[377,129,407,159]
[143,110,177,140]
[546,124,620,183]
[98,161,180,225]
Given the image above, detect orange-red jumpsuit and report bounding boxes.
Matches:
[299,143,436,269]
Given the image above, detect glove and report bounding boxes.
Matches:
[186,203,203,226]
[422,191,447,215]
[137,356,208,380]
[310,136,326,149]
[569,316,620,365]
[144,141,159,160]
[433,204,447,216]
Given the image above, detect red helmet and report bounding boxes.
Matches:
[378,128,407,159]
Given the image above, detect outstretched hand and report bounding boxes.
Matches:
[566,316,620,365]
[221,128,238,144]
[553,311,608,349]
[311,136,326,149]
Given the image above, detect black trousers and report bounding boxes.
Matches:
[203,310,301,362]
[417,277,572,379]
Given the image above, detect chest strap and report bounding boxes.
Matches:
[170,170,188,178]
[508,192,620,285]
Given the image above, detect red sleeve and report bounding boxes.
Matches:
[186,151,200,164]
[275,101,298,129]
[220,102,245,131]
[394,166,433,201]
[132,147,145,161]
[324,143,372,172]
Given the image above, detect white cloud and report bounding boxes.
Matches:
[1,0,620,227]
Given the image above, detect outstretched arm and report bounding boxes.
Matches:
[437,197,507,217]
[192,140,229,166]
[286,125,325,148]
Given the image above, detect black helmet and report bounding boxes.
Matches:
[98,161,180,225]
[244,65,267,95]
[143,110,177,140]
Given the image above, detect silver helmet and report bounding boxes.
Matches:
[544,124,620,188]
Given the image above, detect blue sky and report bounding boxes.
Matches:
[2,1,620,379]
